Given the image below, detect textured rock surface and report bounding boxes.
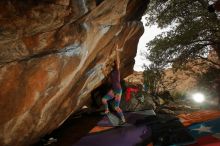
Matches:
[124,51,220,95]
[124,71,144,85]
[160,51,220,94]
[0,0,149,145]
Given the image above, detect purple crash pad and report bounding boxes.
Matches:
[72,125,151,146]
[97,110,156,127]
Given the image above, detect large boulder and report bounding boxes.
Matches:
[0,0,149,145]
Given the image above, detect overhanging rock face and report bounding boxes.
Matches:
[0,0,149,145]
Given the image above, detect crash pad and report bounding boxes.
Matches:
[188,117,220,146]
[72,125,151,146]
[97,109,156,127]
[178,110,220,126]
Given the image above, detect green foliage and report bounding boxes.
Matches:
[172,91,187,99]
[145,0,220,68]
[197,66,220,97]
[143,64,163,94]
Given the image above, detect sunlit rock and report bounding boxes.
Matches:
[0,0,149,145]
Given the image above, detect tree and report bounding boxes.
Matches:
[197,66,220,97]
[143,63,163,94]
[145,0,220,68]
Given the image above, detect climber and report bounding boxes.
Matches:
[101,44,126,124]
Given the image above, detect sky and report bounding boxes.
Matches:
[133,16,167,71]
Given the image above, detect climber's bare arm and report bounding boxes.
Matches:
[115,45,121,70]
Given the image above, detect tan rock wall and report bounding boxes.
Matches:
[160,51,220,94]
[0,0,149,145]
